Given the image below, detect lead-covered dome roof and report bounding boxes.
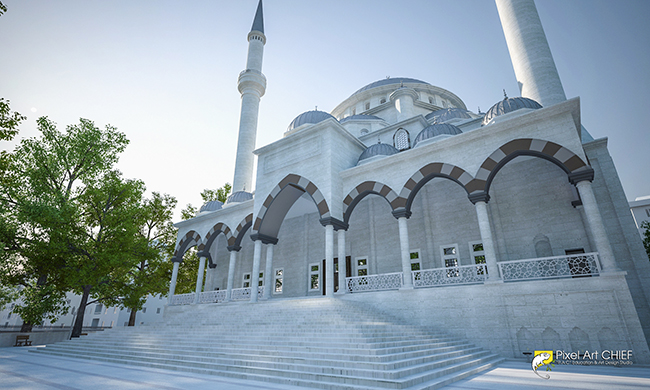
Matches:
[357,142,399,164]
[287,110,337,132]
[482,97,542,125]
[199,200,223,213]
[413,123,462,147]
[340,114,384,123]
[350,77,430,98]
[425,108,473,123]
[226,191,253,204]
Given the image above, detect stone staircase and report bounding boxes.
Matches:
[31,297,503,389]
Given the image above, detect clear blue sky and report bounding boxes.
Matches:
[1,1,649,221]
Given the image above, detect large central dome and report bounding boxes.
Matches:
[349,77,431,98]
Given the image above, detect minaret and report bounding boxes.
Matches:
[232,0,266,194]
[495,0,566,107]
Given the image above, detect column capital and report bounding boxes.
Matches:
[226,245,242,252]
[468,192,491,204]
[392,208,412,219]
[568,167,595,185]
[319,217,348,231]
[196,251,210,258]
[170,257,183,263]
[250,232,278,245]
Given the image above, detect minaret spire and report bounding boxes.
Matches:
[230,1,267,197]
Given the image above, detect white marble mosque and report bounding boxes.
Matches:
[163,0,650,366]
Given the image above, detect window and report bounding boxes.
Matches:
[410,251,421,271]
[159,295,163,300]
[441,244,459,277]
[94,304,103,314]
[309,263,320,291]
[91,318,100,327]
[351,108,356,115]
[156,308,161,314]
[258,272,264,287]
[393,128,410,151]
[469,241,487,275]
[142,307,147,314]
[365,102,370,110]
[646,208,650,218]
[360,128,369,135]
[7,312,10,319]
[274,268,283,294]
[428,96,434,104]
[243,273,251,288]
[356,258,368,276]
[380,98,386,104]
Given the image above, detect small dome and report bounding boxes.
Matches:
[482,97,542,125]
[357,143,399,164]
[225,191,253,204]
[340,114,383,123]
[425,108,473,123]
[199,200,223,213]
[413,123,463,147]
[287,110,337,132]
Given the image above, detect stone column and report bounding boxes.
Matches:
[167,260,180,304]
[225,249,238,301]
[575,180,618,271]
[470,194,500,280]
[325,224,335,296]
[263,244,274,299]
[337,229,347,294]
[250,239,262,303]
[194,256,207,304]
[395,212,414,289]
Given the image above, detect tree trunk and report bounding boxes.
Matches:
[71,285,91,338]
[128,308,137,326]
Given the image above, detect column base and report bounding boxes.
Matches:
[599,270,627,277]
[483,278,504,285]
[399,286,414,290]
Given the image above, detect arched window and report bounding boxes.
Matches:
[360,128,369,135]
[393,128,410,151]
[380,97,386,104]
[365,102,370,110]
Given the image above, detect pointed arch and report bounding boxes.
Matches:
[229,213,253,250]
[172,230,202,260]
[253,174,330,239]
[343,181,402,224]
[398,162,475,213]
[470,138,589,194]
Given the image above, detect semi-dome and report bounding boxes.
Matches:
[199,200,223,213]
[425,108,473,123]
[413,123,462,147]
[357,142,399,165]
[226,191,254,204]
[287,110,337,132]
[350,77,430,98]
[340,114,384,123]
[482,97,542,125]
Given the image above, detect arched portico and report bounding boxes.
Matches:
[343,181,401,224]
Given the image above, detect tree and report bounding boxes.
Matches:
[175,183,232,294]
[122,192,177,326]
[0,116,129,332]
[641,221,650,261]
[65,170,147,337]
[0,2,7,17]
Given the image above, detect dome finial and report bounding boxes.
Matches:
[315,105,318,111]
[503,89,508,100]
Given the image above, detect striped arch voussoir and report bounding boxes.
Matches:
[474,138,588,193]
[343,181,402,222]
[231,213,253,247]
[254,175,330,232]
[399,163,474,207]
[173,230,202,257]
[202,222,233,249]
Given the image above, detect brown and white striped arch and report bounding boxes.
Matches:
[470,138,589,194]
[398,163,475,213]
[229,213,253,251]
[202,222,233,253]
[253,174,330,239]
[343,181,403,224]
[172,230,202,261]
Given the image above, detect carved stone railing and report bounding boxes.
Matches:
[230,286,263,301]
[498,252,601,281]
[169,293,195,306]
[198,290,227,304]
[412,264,488,287]
[346,272,403,293]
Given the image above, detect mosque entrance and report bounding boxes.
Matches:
[322,256,351,295]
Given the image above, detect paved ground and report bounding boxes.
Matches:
[1,346,649,390]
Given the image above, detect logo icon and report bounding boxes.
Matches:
[532,350,554,379]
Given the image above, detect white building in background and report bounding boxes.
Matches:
[630,195,650,238]
[1,293,166,329]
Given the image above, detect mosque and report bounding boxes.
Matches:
[166,0,650,363]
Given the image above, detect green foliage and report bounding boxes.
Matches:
[12,284,68,325]
[180,183,231,220]
[0,98,25,141]
[641,221,650,261]
[0,2,6,17]
[0,285,18,312]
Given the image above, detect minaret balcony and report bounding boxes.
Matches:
[238,69,267,96]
